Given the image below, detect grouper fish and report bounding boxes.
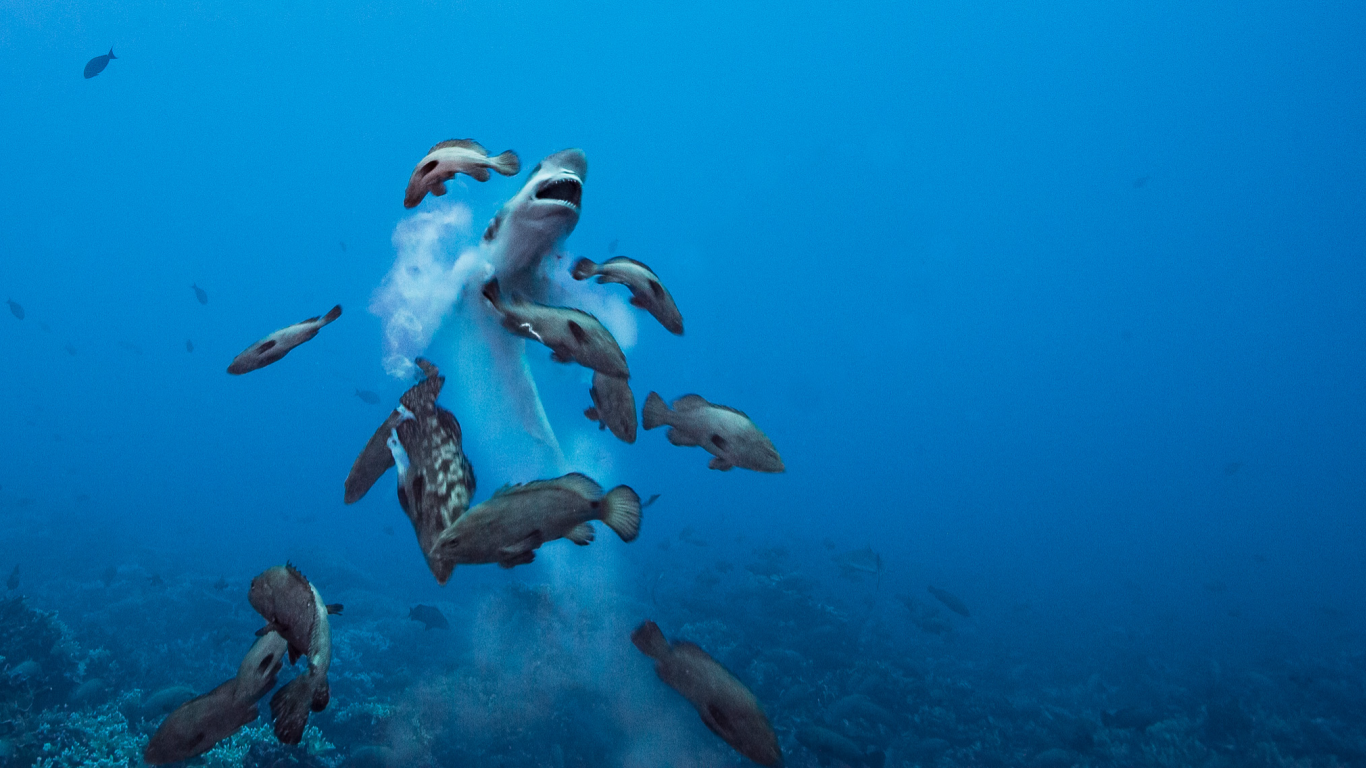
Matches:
[631,620,782,767]
[248,565,341,744]
[432,472,641,570]
[584,371,636,443]
[227,305,341,374]
[643,392,784,473]
[143,631,288,764]
[404,139,520,209]
[482,278,629,378]
[83,48,116,79]
[571,256,683,335]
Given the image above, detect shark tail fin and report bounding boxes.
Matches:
[489,150,520,176]
[570,258,598,281]
[601,485,641,542]
[630,620,669,659]
[642,392,670,430]
[322,305,342,324]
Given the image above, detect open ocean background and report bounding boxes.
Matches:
[0,0,1363,766]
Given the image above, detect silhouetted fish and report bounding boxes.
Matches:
[186,339,194,353]
[63,343,77,356]
[833,546,882,575]
[83,48,116,79]
[927,585,970,617]
[192,284,208,305]
[212,576,229,591]
[6,565,18,590]
[355,389,380,405]
[408,604,449,630]
[1223,461,1242,476]
[1132,175,1150,188]
[6,299,22,320]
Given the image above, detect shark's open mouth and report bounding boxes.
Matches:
[535,178,582,209]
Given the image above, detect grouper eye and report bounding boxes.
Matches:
[257,340,277,352]
[420,160,439,176]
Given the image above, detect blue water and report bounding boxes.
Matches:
[1,0,1364,766]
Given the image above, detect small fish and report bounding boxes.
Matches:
[191,283,208,305]
[404,139,520,208]
[797,726,884,768]
[63,342,77,356]
[631,621,782,767]
[355,389,381,405]
[143,632,288,764]
[584,371,636,443]
[408,604,449,630]
[6,565,18,590]
[83,48,116,79]
[833,546,882,575]
[7,660,40,679]
[1132,175,1150,188]
[481,279,629,378]
[433,473,641,570]
[1223,461,1242,476]
[212,576,229,591]
[927,585,970,617]
[248,565,339,745]
[227,305,341,374]
[148,573,165,587]
[382,525,395,536]
[571,256,683,335]
[6,299,22,320]
[69,677,107,705]
[642,392,784,473]
[186,339,194,353]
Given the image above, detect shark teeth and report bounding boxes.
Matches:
[534,177,582,209]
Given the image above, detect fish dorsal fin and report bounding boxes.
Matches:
[554,471,604,500]
[428,138,487,156]
[604,256,654,272]
[672,394,711,412]
[284,563,310,587]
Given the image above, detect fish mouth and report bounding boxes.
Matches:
[534,177,582,210]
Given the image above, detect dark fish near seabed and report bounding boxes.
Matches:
[584,371,636,443]
[927,585,970,617]
[227,305,341,374]
[185,339,194,353]
[6,565,17,590]
[643,392,784,473]
[248,565,340,745]
[796,726,884,768]
[832,546,883,580]
[481,278,629,378]
[571,256,684,335]
[83,48,116,79]
[355,389,381,405]
[434,473,641,570]
[404,139,519,208]
[6,299,22,319]
[408,604,449,630]
[192,284,208,305]
[143,631,287,764]
[631,620,782,767]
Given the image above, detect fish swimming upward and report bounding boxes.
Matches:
[227,305,341,374]
[6,299,23,320]
[432,472,641,570]
[192,283,208,304]
[643,392,784,473]
[584,371,637,443]
[248,565,340,744]
[83,48,116,79]
[631,620,782,767]
[404,139,519,208]
[143,631,288,764]
[571,256,684,335]
[482,278,629,378]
